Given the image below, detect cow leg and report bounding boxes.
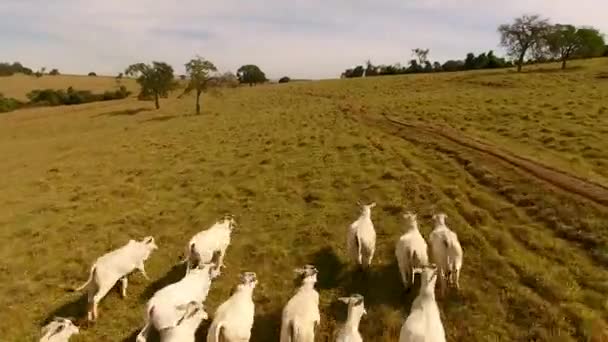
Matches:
[90,281,114,321]
[120,276,128,298]
[137,262,150,281]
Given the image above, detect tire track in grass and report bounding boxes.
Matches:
[374,113,608,207]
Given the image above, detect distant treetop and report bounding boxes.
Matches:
[237,65,267,86]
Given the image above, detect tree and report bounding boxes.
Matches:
[474,53,489,69]
[423,61,433,73]
[498,14,550,72]
[487,50,506,68]
[0,62,33,76]
[115,72,123,87]
[49,69,60,76]
[442,60,465,72]
[433,61,442,72]
[365,59,378,77]
[182,56,217,115]
[575,27,606,58]
[407,59,422,73]
[34,67,46,78]
[88,72,97,76]
[278,76,290,83]
[464,53,476,70]
[236,65,267,86]
[546,25,605,69]
[125,61,175,109]
[412,48,430,65]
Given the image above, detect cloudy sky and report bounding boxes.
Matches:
[1,0,606,79]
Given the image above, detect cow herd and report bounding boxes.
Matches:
[40,203,464,342]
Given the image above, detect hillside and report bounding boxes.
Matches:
[0,58,607,341]
[0,73,138,101]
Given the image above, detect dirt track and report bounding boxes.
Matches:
[361,113,608,207]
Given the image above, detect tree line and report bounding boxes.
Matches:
[342,14,606,78]
[342,50,512,78]
[0,86,131,113]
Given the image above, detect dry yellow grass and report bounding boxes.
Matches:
[0,59,607,341]
[0,73,138,101]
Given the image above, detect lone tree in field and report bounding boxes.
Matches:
[412,48,430,65]
[498,14,550,72]
[125,62,175,109]
[115,72,123,86]
[546,25,605,69]
[183,56,218,115]
[35,67,46,78]
[236,64,267,86]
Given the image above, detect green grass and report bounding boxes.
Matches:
[0,59,607,341]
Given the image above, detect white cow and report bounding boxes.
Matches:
[280,265,320,342]
[347,202,377,270]
[157,301,209,342]
[40,317,79,342]
[399,264,446,342]
[182,215,236,274]
[207,272,257,342]
[136,263,220,342]
[395,212,429,289]
[429,213,463,296]
[72,236,158,321]
[335,294,366,342]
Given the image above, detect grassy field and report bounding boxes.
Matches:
[0,73,138,101]
[1,58,607,341]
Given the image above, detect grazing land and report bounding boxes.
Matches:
[1,58,607,341]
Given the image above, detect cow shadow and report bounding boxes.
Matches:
[310,246,345,290]
[308,246,417,313]
[139,264,186,303]
[250,309,282,341]
[42,293,88,326]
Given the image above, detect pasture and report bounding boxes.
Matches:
[1,58,607,341]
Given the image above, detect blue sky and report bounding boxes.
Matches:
[1,0,606,79]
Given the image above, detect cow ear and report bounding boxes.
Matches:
[143,236,155,244]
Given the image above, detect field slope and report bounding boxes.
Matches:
[1,59,607,341]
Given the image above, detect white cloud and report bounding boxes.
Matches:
[1,0,607,79]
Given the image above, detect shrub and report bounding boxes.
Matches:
[278,76,290,83]
[49,69,60,76]
[88,72,97,76]
[0,93,23,113]
[26,86,131,107]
